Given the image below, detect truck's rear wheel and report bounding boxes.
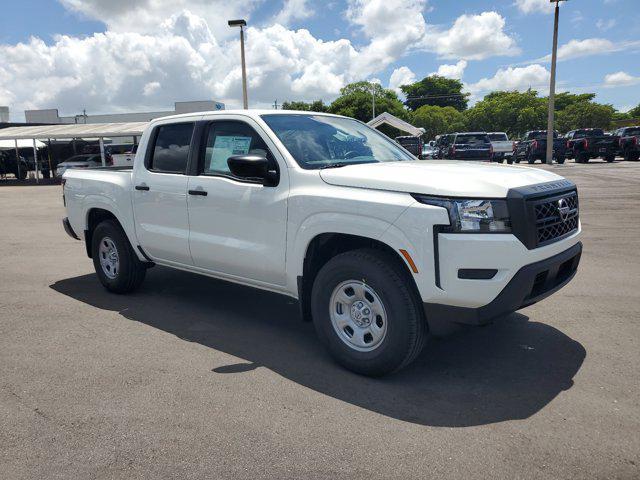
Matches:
[604,155,615,163]
[311,249,427,376]
[92,220,146,294]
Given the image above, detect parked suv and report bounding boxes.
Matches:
[61,111,582,376]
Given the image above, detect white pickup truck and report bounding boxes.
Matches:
[62,110,582,376]
[488,132,515,164]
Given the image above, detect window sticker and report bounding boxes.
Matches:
[207,135,252,172]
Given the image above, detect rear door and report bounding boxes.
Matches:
[132,121,195,265]
[186,118,289,287]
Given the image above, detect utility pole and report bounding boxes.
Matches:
[272,99,279,110]
[546,0,565,165]
[228,19,249,109]
[371,82,376,120]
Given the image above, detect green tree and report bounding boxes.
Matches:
[410,105,467,140]
[464,90,547,138]
[281,100,328,112]
[328,81,406,122]
[556,101,615,131]
[552,92,596,111]
[628,103,640,118]
[400,75,468,112]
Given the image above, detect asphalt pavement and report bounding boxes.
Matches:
[1,159,638,479]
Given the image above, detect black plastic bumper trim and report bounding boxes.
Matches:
[424,241,582,326]
[458,268,498,280]
[62,217,80,240]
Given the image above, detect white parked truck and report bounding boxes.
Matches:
[62,110,582,376]
[488,132,515,164]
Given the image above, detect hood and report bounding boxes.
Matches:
[319,160,564,198]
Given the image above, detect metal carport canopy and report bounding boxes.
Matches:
[0,121,149,140]
[0,121,149,168]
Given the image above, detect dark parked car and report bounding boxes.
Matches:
[395,135,423,158]
[565,128,618,163]
[614,126,640,161]
[0,151,28,179]
[514,130,566,164]
[443,132,492,161]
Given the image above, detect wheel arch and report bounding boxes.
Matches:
[297,232,419,322]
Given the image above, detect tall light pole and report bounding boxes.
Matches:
[371,82,376,120]
[228,19,248,109]
[545,0,566,165]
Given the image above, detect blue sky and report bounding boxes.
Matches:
[0,0,638,120]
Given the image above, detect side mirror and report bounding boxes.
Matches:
[227,154,278,186]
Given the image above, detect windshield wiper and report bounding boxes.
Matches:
[318,163,349,169]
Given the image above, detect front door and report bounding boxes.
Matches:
[186,119,288,287]
[132,122,195,265]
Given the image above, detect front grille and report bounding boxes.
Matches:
[532,191,579,246]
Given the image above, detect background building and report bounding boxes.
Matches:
[0,107,9,123]
[24,100,225,124]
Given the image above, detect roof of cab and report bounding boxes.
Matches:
[149,109,344,125]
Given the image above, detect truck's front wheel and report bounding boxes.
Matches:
[92,220,146,294]
[311,249,427,376]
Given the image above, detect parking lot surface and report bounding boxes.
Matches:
[1,160,639,479]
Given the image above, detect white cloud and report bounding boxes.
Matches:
[388,66,416,93]
[59,0,262,40]
[466,64,550,95]
[596,18,616,32]
[346,0,428,75]
[529,38,640,63]
[432,60,467,79]
[421,12,520,60]
[273,0,315,26]
[603,71,640,87]
[0,1,524,118]
[513,0,555,14]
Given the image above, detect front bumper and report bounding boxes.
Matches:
[424,241,582,326]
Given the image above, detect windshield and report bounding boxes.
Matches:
[488,133,508,141]
[261,114,415,169]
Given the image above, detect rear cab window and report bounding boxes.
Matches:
[148,123,195,174]
[455,134,490,145]
[488,133,508,142]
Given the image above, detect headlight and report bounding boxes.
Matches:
[413,195,511,233]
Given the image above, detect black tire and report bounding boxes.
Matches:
[527,154,535,164]
[556,156,565,164]
[575,152,588,163]
[92,220,146,294]
[604,155,615,163]
[630,152,640,162]
[506,157,514,165]
[310,249,427,376]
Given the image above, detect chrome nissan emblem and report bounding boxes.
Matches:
[557,198,570,222]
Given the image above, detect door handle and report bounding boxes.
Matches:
[135,185,150,191]
[188,189,207,196]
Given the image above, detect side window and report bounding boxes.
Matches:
[149,123,194,173]
[201,121,273,177]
